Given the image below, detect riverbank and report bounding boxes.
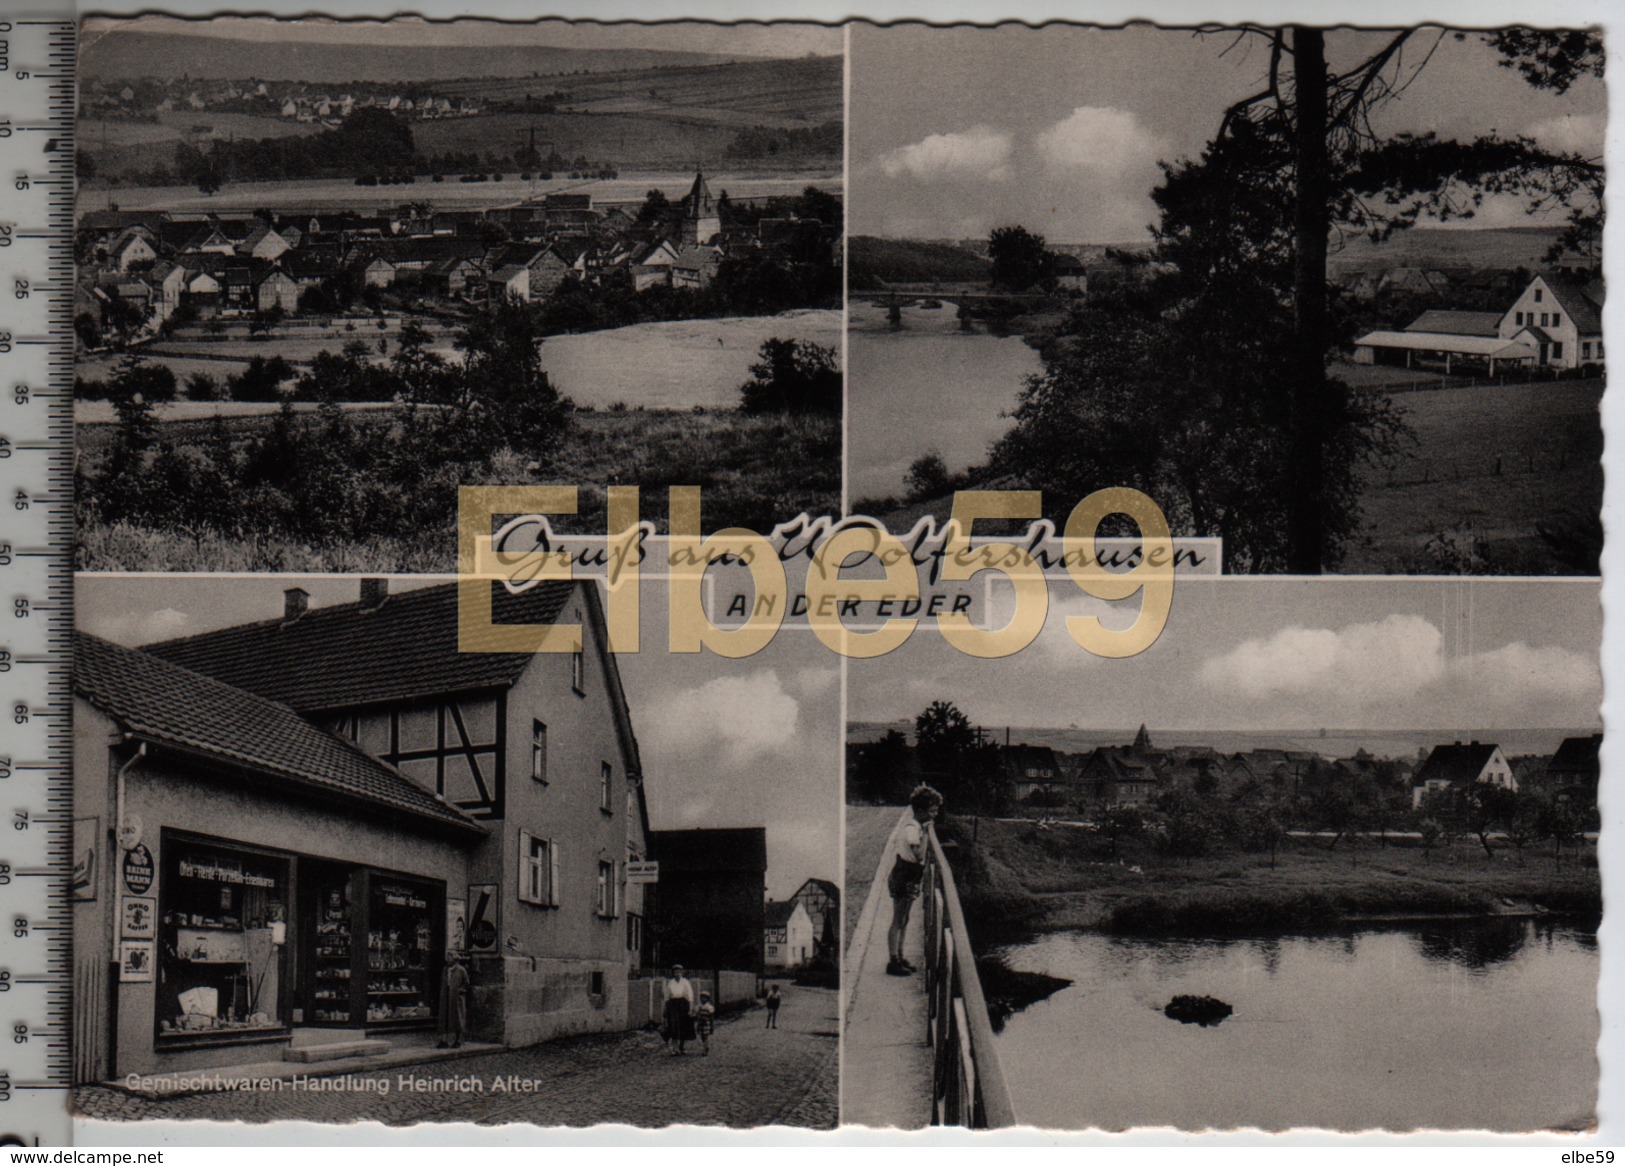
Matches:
[941,816,1602,946]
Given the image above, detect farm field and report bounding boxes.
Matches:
[1348,377,1604,574]
[441,54,843,124]
[78,168,839,214]
[76,400,399,424]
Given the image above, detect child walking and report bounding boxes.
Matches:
[694,991,716,1054]
[764,984,782,1029]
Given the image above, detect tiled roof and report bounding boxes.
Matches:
[1414,742,1500,786]
[764,900,800,928]
[1543,276,1604,334]
[1405,310,1502,337]
[75,632,481,833]
[1548,733,1602,775]
[146,579,574,713]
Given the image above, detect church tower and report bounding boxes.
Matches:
[681,169,722,246]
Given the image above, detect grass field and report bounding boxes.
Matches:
[75,406,839,572]
[940,815,1601,944]
[1347,377,1603,573]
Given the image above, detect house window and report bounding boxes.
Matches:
[571,646,585,695]
[767,944,779,957]
[518,830,559,907]
[530,720,547,783]
[589,970,606,998]
[1539,312,1549,327]
[601,762,613,813]
[1534,288,1543,302]
[596,860,615,917]
[1515,311,1524,325]
[1552,342,1564,359]
[1582,342,1592,359]
[1552,312,1562,328]
[626,912,643,954]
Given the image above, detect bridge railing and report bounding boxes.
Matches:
[921,821,1017,1128]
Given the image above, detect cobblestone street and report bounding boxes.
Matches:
[74,985,837,1129]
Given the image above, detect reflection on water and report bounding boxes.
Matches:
[1412,915,1530,971]
[994,918,1598,1131]
[848,302,1041,503]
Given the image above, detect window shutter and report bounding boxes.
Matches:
[548,839,561,907]
[614,862,623,918]
[517,829,535,904]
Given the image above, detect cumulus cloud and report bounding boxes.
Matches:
[1035,106,1165,173]
[1198,614,1445,702]
[1198,615,1599,726]
[876,126,1014,182]
[639,668,801,769]
[94,606,192,646]
[1525,112,1605,156]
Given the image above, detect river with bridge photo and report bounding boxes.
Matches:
[847,299,1042,506]
[990,916,1598,1131]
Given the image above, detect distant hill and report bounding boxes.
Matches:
[849,236,990,289]
[80,30,741,85]
[1329,226,1573,276]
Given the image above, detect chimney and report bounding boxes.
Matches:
[282,587,309,623]
[359,576,389,610]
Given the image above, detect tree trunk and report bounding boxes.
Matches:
[1288,26,1330,573]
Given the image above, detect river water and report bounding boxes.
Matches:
[847,300,1042,504]
[992,917,1598,1131]
[536,309,841,411]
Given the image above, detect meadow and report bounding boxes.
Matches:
[941,816,1602,943]
[1348,375,1604,574]
[75,405,840,572]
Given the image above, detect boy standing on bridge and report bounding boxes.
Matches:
[886,784,943,976]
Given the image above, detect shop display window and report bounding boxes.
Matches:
[366,881,435,1023]
[302,865,441,1027]
[158,837,290,1041]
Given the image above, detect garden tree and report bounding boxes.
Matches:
[1238,805,1288,868]
[1417,816,1444,862]
[1537,796,1584,868]
[913,700,1005,815]
[1310,784,1356,850]
[738,338,840,415]
[1152,790,1220,862]
[1096,805,1146,859]
[1501,789,1549,863]
[1186,26,1603,571]
[1465,782,1519,860]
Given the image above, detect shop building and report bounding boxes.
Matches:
[73,578,652,1081]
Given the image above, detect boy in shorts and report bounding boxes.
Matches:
[887,784,943,976]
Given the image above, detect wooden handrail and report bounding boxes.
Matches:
[921,820,1017,1128]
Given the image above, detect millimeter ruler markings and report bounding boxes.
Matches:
[0,14,77,1149]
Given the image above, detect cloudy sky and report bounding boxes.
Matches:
[80,574,839,902]
[847,577,1601,735]
[850,23,1607,242]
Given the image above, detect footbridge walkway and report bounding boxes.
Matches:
[842,805,1016,1128]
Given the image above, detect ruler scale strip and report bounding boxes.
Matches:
[0,15,77,1148]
